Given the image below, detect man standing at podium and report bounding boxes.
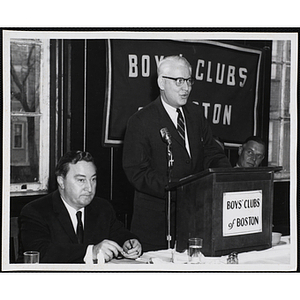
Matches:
[123,55,231,251]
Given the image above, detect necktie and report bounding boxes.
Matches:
[76,211,84,244]
[176,108,185,143]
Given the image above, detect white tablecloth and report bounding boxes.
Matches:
[5,236,293,272]
[136,236,290,265]
[106,235,295,271]
[137,236,290,264]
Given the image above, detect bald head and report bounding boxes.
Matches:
[157,55,192,77]
[156,55,193,109]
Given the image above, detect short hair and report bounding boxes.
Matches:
[157,55,192,77]
[244,136,265,148]
[55,150,96,178]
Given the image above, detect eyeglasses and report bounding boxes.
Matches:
[162,76,194,87]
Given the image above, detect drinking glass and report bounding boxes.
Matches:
[23,251,40,264]
[188,238,203,264]
[172,241,188,264]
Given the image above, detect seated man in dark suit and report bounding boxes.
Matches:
[236,136,265,168]
[20,150,142,263]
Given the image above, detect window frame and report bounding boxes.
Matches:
[8,38,50,196]
[268,40,291,181]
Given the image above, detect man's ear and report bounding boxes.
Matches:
[57,176,64,189]
[157,76,165,90]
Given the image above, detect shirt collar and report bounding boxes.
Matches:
[161,97,177,112]
[161,97,185,119]
[60,194,85,229]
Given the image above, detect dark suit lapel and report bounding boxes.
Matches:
[83,201,99,244]
[52,190,78,243]
[183,103,200,163]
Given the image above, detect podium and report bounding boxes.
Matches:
[167,167,281,257]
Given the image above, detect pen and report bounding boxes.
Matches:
[129,239,133,249]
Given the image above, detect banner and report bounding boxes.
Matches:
[103,39,262,146]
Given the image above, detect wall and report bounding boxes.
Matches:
[10,39,290,235]
[69,39,134,225]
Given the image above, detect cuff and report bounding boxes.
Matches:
[84,245,105,265]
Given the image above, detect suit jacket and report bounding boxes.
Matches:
[19,190,137,263]
[122,97,231,250]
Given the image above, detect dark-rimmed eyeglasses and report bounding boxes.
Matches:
[162,76,194,87]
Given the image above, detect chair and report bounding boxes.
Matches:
[10,217,19,263]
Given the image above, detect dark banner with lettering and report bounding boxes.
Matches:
[103,39,262,146]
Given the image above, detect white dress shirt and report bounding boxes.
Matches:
[60,196,104,264]
[61,198,85,232]
[161,98,191,157]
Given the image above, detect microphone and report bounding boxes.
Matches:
[160,128,172,145]
[160,128,173,249]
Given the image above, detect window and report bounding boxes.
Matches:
[9,38,50,195]
[268,40,291,181]
[13,123,25,149]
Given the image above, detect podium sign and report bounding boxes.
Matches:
[223,190,262,236]
[169,167,280,257]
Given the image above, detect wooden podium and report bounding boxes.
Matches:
[167,167,281,257]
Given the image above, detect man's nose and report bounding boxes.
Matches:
[181,80,190,90]
[84,180,92,192]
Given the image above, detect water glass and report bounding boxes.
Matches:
[24,251,40,264]
[188,238,203,264]
[172,241,188,264]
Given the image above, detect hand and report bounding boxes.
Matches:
[122,239,142,259]
[93,239,123,262]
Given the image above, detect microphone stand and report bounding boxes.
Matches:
[166,143,174,249]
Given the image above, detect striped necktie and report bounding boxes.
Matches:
[176,108,185,143]
[76,211,84,244]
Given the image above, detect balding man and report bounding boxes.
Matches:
[236,136,265,168]
[123,55,231,251]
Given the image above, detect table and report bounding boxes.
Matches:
[108,236,294,271]
[5,236,294,272]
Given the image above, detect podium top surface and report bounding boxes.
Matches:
[166,166,282,190]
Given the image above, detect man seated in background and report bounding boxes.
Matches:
[20,150,142,263]
[236,136,265,168]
